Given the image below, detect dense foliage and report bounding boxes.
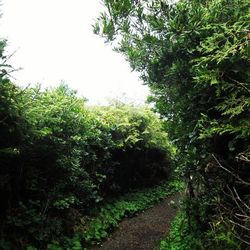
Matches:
[91,103,174,192]
[1,0,249,248]
[0,42,174,248]
[95,0,250,248]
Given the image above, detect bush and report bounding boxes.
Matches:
[0,82,174,249]
[91,102,174,193]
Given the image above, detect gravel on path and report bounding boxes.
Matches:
[91,193,181,250]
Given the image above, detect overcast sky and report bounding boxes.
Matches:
[0,0,149,104]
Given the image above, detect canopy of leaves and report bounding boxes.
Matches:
[95,0,250,247]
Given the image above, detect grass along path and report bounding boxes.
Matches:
[91,193,181,250]
[82,181,184,249]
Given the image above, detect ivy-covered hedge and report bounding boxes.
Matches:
[0,79,174,249]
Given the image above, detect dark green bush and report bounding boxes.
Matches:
[91,103,174,193]
[0,76,173,248]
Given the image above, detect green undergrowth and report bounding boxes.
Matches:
[159,212,202,250]
[28,180,184,250]
[159,210,242,250]
[83,180,184,248]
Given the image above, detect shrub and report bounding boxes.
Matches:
[0,83,174,248]
[91,102,174,193]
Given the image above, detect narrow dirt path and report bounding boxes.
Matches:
[91,193,180,250]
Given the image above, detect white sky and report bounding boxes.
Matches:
[0,0,149,104]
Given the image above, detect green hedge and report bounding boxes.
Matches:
[0,82,175,249]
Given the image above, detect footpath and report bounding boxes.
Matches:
[91,193,180,250]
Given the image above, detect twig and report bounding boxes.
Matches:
[233,232,250,246]
[212,154,250,186]
[229,219,250,231]
[233,187,250,211]
[226,185,246,216]
[236,153,250,164]
[226,75,250,94]
[235,213,249,219]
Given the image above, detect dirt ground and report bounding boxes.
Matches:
[91,193,181,250]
